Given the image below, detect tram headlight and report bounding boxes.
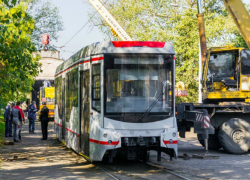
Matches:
[108,140,112,144]
[169,139,173,144]
[103,133,107,138]
[172,132,176,137]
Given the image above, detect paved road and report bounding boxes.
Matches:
[150,129,250,180]
[1,122,250,180]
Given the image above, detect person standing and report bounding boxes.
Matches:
[4,102,13,137]
[39,102,49,140]
[21,101,28,118]
[12,101,24,142]
[28,101,37,134]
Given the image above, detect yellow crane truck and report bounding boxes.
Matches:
[177,0,250,155]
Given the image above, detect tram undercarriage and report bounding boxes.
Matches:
[103,136,176,163]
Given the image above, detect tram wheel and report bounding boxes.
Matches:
[143,151,150,163]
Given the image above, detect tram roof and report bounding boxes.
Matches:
[55,41,175,75]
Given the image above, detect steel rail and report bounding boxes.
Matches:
[79,151,190,180]
[145,161,191,180]
[78,153,120,180]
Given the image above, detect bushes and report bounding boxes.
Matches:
[0,115,5,147]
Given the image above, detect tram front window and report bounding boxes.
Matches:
[105,55,174,116]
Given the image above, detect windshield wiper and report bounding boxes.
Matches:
[138,93,163,121]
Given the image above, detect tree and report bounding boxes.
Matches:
[22,0,64,49]
[89,0,248,103]
[0,0,41,104]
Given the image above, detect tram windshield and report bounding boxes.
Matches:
[105,54,174,115]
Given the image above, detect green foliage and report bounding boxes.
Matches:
[0,0,41,105]
[89,0,248,103]
[22,0,64,49]
[0,115,5,148]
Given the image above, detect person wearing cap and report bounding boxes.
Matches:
[28,101,37,134]
[39,102,49,140]
[11,101,25,142]
[4,102,13,137]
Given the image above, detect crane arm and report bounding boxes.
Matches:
[88,0,133,41]
[222,0,250,48]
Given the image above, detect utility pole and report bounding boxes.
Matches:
[197,0,207,103]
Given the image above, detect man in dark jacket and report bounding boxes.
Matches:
[4,103,13,137]
[39,102,49,140]
[28,101,37,134]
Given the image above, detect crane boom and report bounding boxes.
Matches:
[222,0,250,48]
[88,0,133,41]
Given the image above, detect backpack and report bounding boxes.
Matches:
[28,105,34,119]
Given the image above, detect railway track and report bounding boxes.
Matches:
[144,161,191,180]
[79,153,121,180]
[78,152,194,180]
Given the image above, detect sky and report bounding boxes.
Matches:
[50,0,104,60]
[49,0,250,60]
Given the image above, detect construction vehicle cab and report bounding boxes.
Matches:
[202,47,250,104]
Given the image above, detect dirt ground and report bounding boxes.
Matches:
[0,122,180,180]
[0,121,114,180]
[1,121,250,180]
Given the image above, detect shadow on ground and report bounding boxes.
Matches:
[0,121,111,180]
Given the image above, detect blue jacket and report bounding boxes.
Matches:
[4,105,11,121]
[28,104,37,120]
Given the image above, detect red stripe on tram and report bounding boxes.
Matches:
[89,139,119,145]
[79,60,90,64]
[92,57,104,61]
[66,128,80,137]
[54,121,62,127]
[163,140,178,144]
[111,41,165,48]
[56,57,103,77]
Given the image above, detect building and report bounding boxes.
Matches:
[30,50,64,107]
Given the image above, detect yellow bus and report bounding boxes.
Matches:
[39,86,55,120]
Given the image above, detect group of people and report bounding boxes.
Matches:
[4,101,50,142]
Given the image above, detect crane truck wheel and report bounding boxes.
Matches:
[197,134,222,150]
[218,118,250,154]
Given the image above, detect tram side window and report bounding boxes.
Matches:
[55,76,63,119]
[66,69,78,122]
[92,64,101,112]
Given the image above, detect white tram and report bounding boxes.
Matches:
[54,41,178,162]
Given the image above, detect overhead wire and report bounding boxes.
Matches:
[61,0,110,48]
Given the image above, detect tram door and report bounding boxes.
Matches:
[62,78,66,140]
[80,71,90,155]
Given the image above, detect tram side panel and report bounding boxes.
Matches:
[89,112,121,161]
[55,76,63,141]
[65,67,80,153]
[89,58,109,161]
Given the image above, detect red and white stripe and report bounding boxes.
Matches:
[196,113,203,122]
[175,90,188,97]
[203,116,210,129]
